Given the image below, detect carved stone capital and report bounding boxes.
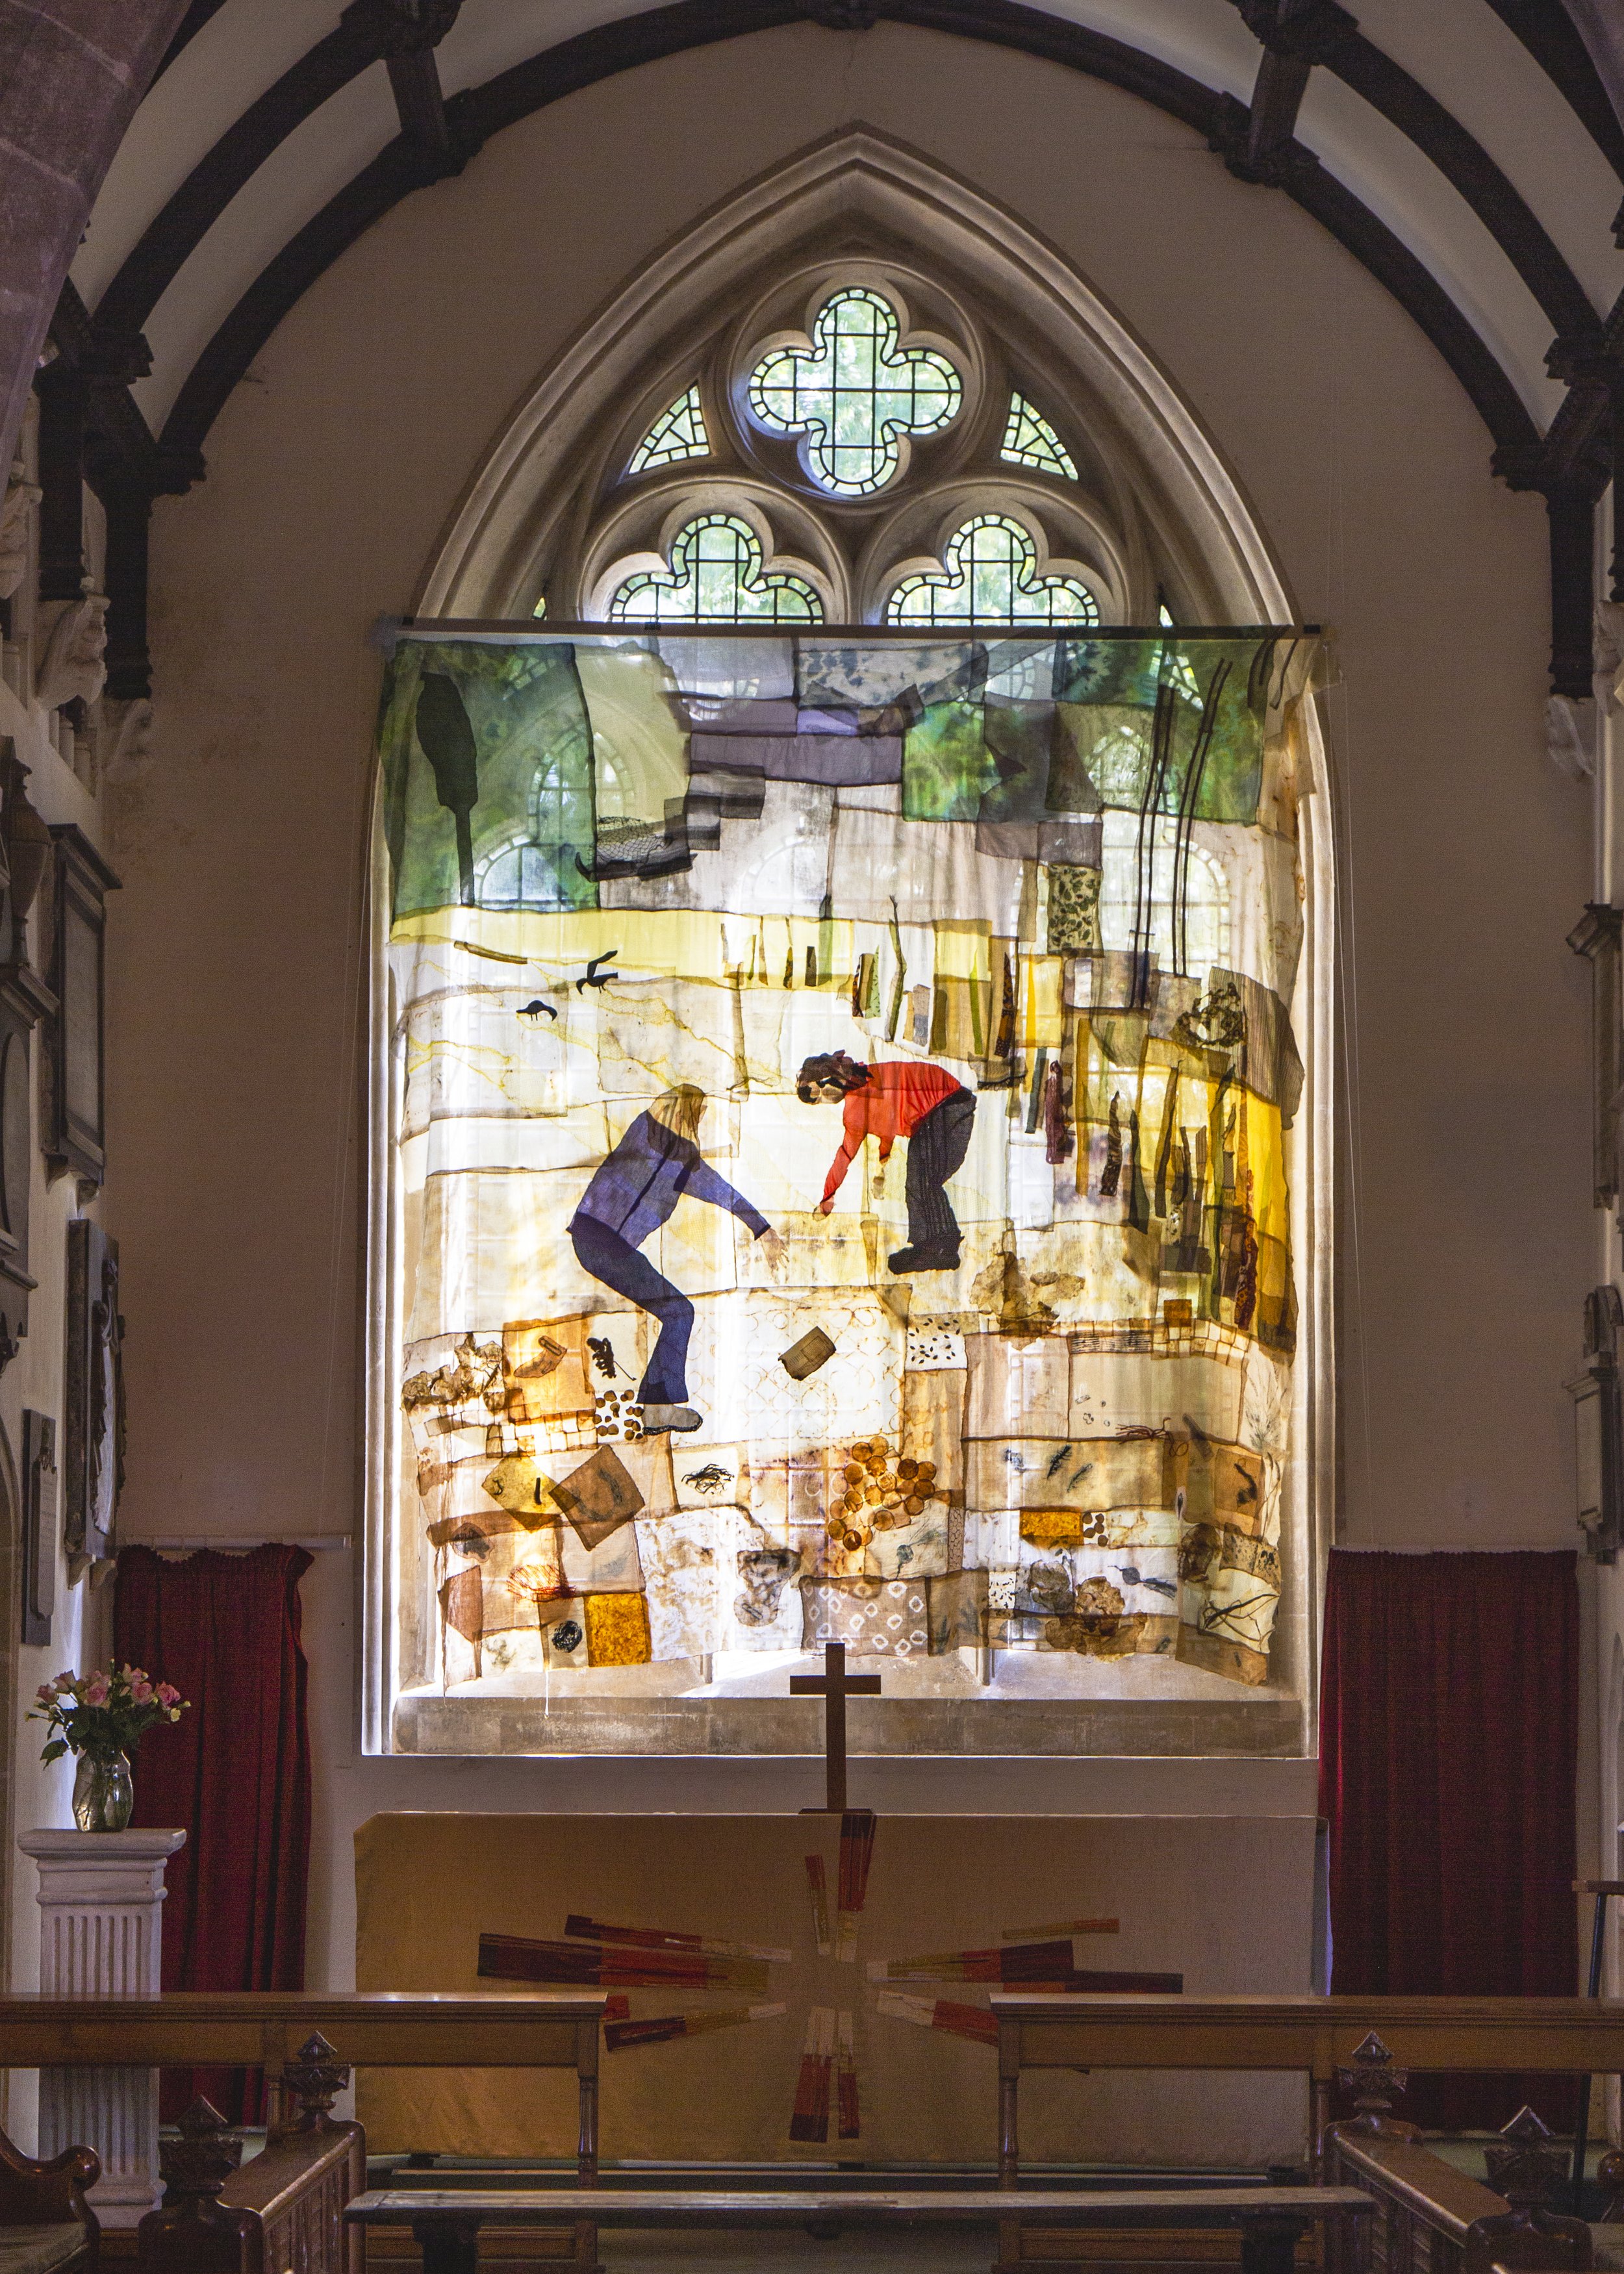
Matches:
[35,594,108,712]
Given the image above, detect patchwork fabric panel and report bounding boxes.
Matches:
[380,631,1319,1696]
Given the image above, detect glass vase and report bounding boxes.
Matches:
[71,1750,133,1833]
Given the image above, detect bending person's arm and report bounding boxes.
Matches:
[820,1094,869,1209]
[682,1155,772,1239]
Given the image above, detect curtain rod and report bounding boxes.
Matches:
[130,1535,350,1553]
[375,616,1323,646]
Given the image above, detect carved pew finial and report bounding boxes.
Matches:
[1484,2108,1566,2211]
[138,2097,255,2273]
[1336,2032,1417,2139]
[281,2031,352,2132]
[1464,2107,1592,2274]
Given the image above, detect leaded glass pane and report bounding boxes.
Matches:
[629,385,711,473]
[747,286,961,496]
[999,392,1078,480]
[885,514,1098,626]
[606,513,822,623]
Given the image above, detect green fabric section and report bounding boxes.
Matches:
[379,640,597,920]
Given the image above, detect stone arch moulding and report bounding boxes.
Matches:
[420,128,1299,633]
[377,125,1336,1760]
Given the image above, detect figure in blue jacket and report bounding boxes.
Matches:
[569,1085,785,1434]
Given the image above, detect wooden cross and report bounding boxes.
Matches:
[791,1641,881,1814]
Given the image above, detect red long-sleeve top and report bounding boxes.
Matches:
[821,1061,965,1204]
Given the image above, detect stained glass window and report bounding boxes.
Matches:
[629,385,711,473]
[884,514,1098,625]
[747,287,961,496]
[605,514,822,623]
[1000,392,1078,480]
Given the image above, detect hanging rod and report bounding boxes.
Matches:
[131,1535,351,1553]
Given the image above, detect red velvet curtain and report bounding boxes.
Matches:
[114,1543,313,2120]
[1319,1546,1579,2130]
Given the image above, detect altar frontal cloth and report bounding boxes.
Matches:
[354,1811,1316,2166]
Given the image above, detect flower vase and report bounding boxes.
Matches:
[71,1750,134,1833]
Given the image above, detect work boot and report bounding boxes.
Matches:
[887,1245,961,1274]
[640,1403,703,1433]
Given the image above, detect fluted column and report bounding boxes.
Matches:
[19,1826,186,2225]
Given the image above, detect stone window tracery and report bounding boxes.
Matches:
[558,262,1124,629]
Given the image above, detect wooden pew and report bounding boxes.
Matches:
[0,2127,97,2273]
[344,2183,1377,2274]
[0,1993,605,2273]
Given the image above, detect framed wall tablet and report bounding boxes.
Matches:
[21,1408,57,1645]
[44,826,120,1193]
[64,1218,123,1580]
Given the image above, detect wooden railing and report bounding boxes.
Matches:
[989,1996,1624,2181]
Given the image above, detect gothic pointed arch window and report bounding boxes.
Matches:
[370,164,1332,1766]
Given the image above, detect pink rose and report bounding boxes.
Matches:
[83,1675,108,1706]
[35,1684,54,1704]
[155,1684,180,1706]
[129,1678,152,1704]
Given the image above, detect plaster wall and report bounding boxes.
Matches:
[103,23,1589,2057]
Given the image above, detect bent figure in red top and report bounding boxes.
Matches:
[796,1050,976,1275]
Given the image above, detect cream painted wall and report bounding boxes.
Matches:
[105,23,1588,2028]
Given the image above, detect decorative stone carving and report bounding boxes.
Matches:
[103,698,154,784]
[1547,691,1597,781]
[36,593,108,712]
[0,465,40,603]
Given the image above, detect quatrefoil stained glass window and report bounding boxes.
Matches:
[747,286,962,497]
[605,513,822,623]
[885,514,1098,626]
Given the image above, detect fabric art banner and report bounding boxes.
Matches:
[377,627,1321,1693]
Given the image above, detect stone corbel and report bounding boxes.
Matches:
[35,592,108,712]
[1547,691,1597,781]
[0,464,41,604]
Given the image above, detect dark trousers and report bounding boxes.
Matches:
[905,1087,975,1254]
[569,1216,693,1405]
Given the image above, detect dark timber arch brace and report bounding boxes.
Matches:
[51,0,1624,700]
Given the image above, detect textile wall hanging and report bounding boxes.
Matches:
[374,625,1322,1736]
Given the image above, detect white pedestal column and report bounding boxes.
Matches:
[19,1827,186,2227]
